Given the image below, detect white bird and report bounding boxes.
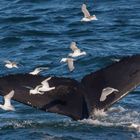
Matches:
[0,90,15,111]
[60,58,75,72]
[81,4,97,22]
[4,60,18,69]
[69,42,86,57]
[100,87,119,102]
[29,85,44,95]
[29,67,49,75]
[38,77,55,92]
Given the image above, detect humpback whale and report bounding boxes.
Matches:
[0,55,140,120]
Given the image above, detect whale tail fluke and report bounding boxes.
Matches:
[81,55,140,116]
[0,75,88,120]
[0,55,140,120]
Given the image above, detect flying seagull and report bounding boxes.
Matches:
[100,87,119,102]
[0,55,140,120]
[81,4,97,22]
[69,42,86,57]
[27,85,44,95]
[29,67,49,75]
[4,60,18,69]
[60,58,75,72]
[39,77,55,92]
[0,90,15,111]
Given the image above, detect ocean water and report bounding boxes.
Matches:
[0,0,140,139]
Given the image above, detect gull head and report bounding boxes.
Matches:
[68,53,73,57]
[60,58,67,63]
[91,15,98,20]
[13,63,18,68]
[81,51,86,55]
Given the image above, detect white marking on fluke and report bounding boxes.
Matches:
[81,4,97,22]
[0,90,15,111]
[60,58,75,72]
[100,87,119,102]
[39,77,55,92]
[29,67,49,75]
[69,42,86,57]
[4,60,18,69]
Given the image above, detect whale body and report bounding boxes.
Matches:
[0,55,140,120]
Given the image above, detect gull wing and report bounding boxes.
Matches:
[82,4,91,18]
[34,85,42,90]
[39,67,49,70]
[4,90,14,106]
[102,87,118,96]
[34,67,41,72]
[70,42,79,52]
[4,60,11,64]
[29,68,41,75]
[34,67,49,71]
[81,55,140,115]
[31,67,49,74]
[67,59,75,72]
[41,77,52,85]
[100,87,119,102]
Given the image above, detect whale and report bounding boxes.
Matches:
[0,55,140,120]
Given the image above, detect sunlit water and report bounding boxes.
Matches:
[0,0,140,139]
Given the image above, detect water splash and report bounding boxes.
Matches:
[80,106,140,133]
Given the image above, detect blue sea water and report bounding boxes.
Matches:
[0,0,140,139]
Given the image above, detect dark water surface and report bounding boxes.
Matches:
[0,0,140,139]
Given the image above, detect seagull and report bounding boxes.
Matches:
[4,60,18,69]
[0,90,15,111]
[38,77,55,92]
[81,4,97,22]
[69,42,86,57]
[100,87,119,102]
[29,85,44,95]
[29,67,49,75]
[60,58,75,72]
